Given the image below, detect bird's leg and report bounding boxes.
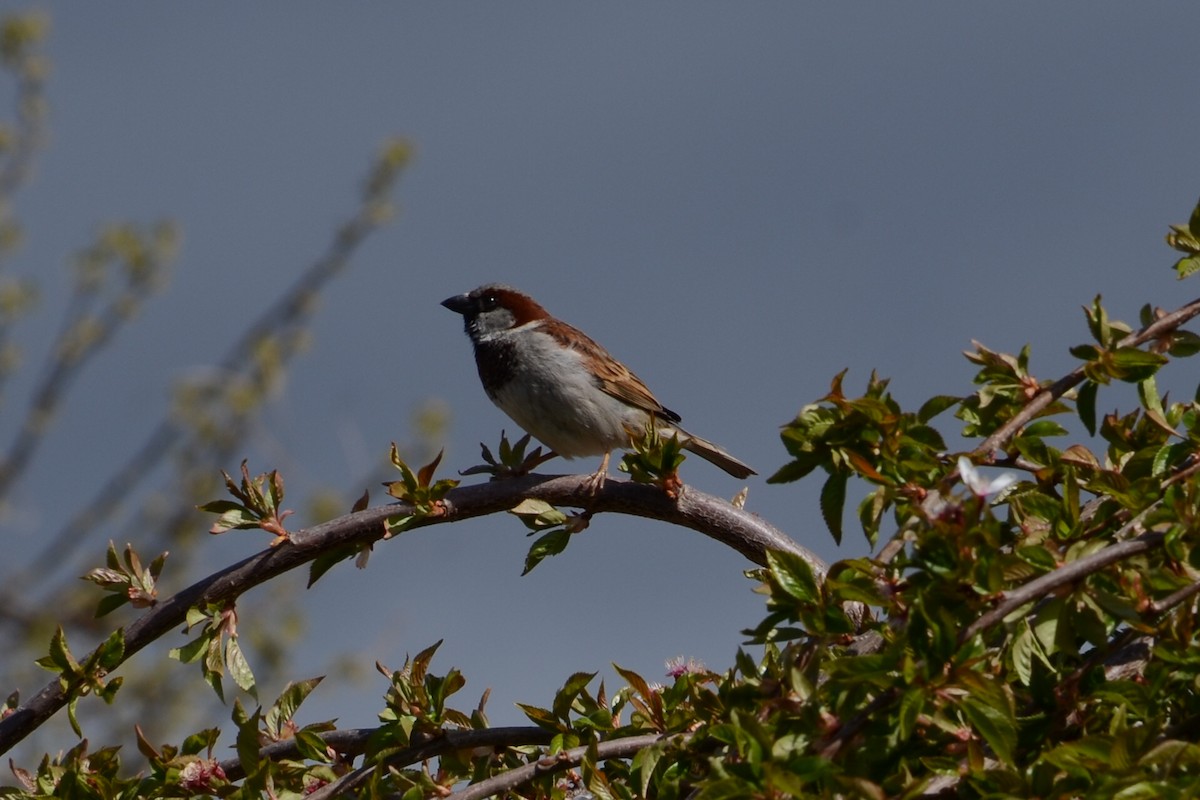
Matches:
[585,451,612,496]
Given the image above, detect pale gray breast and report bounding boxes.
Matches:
[486,324,648,457]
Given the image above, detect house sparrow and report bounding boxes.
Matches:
[442,284,755,486]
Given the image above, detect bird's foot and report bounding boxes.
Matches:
[584,452,612,497]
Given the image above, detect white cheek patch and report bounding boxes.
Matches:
[476,317,540,343]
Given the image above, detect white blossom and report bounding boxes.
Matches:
[958,456,1017,498]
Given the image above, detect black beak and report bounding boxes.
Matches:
[441,294,472,315]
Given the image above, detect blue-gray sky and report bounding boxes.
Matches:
[5,3,1200,749]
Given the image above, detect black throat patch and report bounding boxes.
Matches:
[472,338,518,401]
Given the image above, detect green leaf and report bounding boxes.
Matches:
[858,487,887,548]
[293,729,332,762]
[307,545,357,588]
[819,472,847,546]
[613,664,654,704]
[416,448,444,488]
[196,499,246,515]
[84,567,126,588]
[148,550,168,580]
[384,513,417,536]
[516,702,560,730]
[1083,296,1115,346]
[1153,443,1192,477]
[66,696,82,738]
[632,741,666,797]
[266,676,324,737]
[765,549,820,605]
[552,671,597,722]
[1013,435,1055,469]
[97,628,125,670]
[510,498,568,530]
[94,593,129,618]
[904,424,947,451]
[1174,254,1200,280]
[233,701,264,785]
[97,676,123,704]
[1108,347,1168,382]
[1168,329,1200,357]
[205,504,260,534]
[1032,597,1064,656]
[1077,380,1098,436]
[105,540,121,570]
[185,605,211,629]
[1137,375,1164,418]
[1022,419,1069,438]
[410,639,443,684]
[1015,544,1059,572]
[1011,620,1052,686]
[1188,196,1200,238]
[961,695,1016,765]
[268,470,285,510]
[205,636,226,703]
[180,727,220,756]
[521,528,571,575]
[897,689,924,741]
[918,394,960,423]
[766,458,819,484]
[169,634,209,665]
[40,626,78,675]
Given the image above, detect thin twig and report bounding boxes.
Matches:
[220,727,377,783]
[303,726,557,800]
[0,233,174,499]
[972,296,1200,457]
[447,733,683,800]
[817,687,897,760]
[1148,579,1200,617]
[0,20,45,200]
[959,530,1165,644]
[15,145,406,587]
[876,297,1200,569]
[0,19,47,399]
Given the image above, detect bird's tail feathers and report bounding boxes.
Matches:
[678,430,756,479]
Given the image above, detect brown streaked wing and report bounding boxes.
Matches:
[537,317,680,421]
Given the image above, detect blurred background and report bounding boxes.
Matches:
[2,2,1199,764]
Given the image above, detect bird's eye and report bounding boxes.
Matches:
[480,293,499,311]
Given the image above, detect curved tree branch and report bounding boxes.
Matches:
[0,472,811,755]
